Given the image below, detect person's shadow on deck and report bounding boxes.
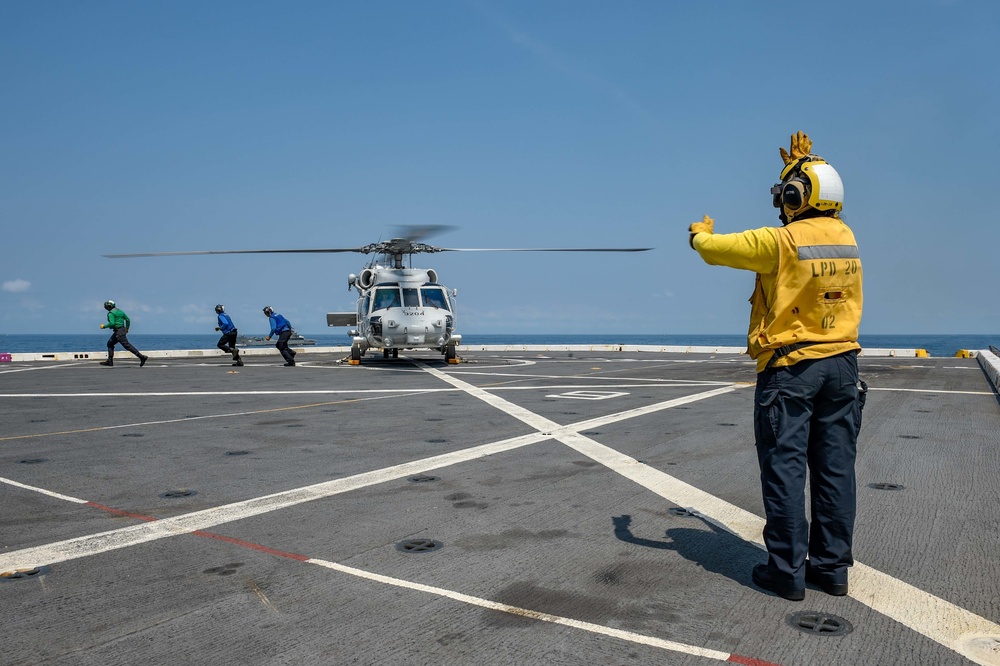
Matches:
[612,514,763,590]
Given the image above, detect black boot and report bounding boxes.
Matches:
[752,564,804,601]
[99,360,113,367]
[140,355,148,367]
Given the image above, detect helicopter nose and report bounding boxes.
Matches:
[402,325,428,345]
[401,317,440,345]
[382,311,447,347]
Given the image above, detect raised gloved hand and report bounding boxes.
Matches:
[779,131,812,165]
[266,336,271,341]
[688,215,714,249]
[215,327,221,331]
[100,324,106,329]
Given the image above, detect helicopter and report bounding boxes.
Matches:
[104,226,652,364]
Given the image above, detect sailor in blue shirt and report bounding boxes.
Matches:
[263,306,296,366]
[214,304,243,366]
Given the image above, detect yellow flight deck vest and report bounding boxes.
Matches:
[748,217,862,372]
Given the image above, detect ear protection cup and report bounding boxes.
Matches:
[771,178,808,209]
[781,179,807,209]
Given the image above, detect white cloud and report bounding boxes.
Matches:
[20,297,45,312]
[2,279,31,293]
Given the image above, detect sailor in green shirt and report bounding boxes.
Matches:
[99,300,148,367]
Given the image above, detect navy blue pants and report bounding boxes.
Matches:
[106,328,142,361]
[217,330,239,358]
[753,351,865,590]
[275,329,294,362]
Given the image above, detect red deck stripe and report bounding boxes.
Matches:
[85,501,157,522]
[85,501,308,560]
[83,500,777,664]
[191,530,310,561]
[728,654,782,666]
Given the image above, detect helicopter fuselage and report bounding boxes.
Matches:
[337,266,460,362]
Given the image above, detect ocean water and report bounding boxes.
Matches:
[1,333,996,358]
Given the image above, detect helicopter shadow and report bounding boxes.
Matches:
[612,514,763,591]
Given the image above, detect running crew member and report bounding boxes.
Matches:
[215,304,243,366]
[263,306,296,366]
[99,300,148,367]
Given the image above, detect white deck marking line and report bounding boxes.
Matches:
[0,363,87,375]
[0,465,766,664]
[867,388,994,396]
[0,476,88,504]
[420,363,761,542]
[0,387,735,569]
[557,437,1000,665]
[418,359,737,452]
[451,369,735,385]
[307,558,743,664]
[0,391,442,443]
[489,383,729,390]
[0,431,546,572]
[0,384,730,399]
[0,388,454,398]
[418,363,1000,666]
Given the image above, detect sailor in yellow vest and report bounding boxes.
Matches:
[688,132,866,601]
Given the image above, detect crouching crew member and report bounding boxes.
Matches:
[215,304,243,366]
[263,306,296,366]
[687,132,866,601]
[99,300,148,367]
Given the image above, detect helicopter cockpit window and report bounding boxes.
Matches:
[373,287,401,311]
[402,288,420,307]
[420,287,450,310]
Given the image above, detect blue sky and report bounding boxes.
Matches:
[2,0,997,336]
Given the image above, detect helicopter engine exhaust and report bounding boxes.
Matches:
[359,268,376,289]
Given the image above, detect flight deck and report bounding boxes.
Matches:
[1,347,999,665]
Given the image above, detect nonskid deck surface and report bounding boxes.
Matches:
[1,350,998,665]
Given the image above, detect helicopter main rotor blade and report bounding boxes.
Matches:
[103,243,653,259]
[434,247,653,252]
[390,224,456,244]
[103,248,367,258]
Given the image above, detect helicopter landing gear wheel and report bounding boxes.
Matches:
[445,344,459,364]
[383,349,390,359]
[349,345,362,365]
[392,348,399,359]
